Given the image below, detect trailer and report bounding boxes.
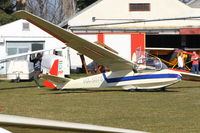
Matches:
[7,60,34,82]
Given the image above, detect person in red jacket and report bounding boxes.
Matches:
[191,51,199,74]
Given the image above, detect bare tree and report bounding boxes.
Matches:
[16,0,26,10]
[63,0,76,17]
[25,0,76,24]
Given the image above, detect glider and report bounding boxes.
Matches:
[13,10,184,90]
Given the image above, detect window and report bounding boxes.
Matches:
[7,48,18,55]
[6,41,44,60]
[22,22,30,31]
[129,3,150,11]
[7,42,31,60]
[32,43,44,51]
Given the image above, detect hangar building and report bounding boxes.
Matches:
[60,0,200,67]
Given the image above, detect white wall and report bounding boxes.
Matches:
[0,19,66,74]
[104,34,131,60]
[68,0,200,28]
[0,19,65,56]
[0,19,51,37]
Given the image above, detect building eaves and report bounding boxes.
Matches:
[69,27,179,34]
[68,24,200,34]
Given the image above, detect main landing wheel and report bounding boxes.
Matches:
[128,88,139,92]
[160,87,166,92]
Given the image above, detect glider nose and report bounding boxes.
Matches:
[171,71,182,81]
[176,73,182,80]
[165,69,182,82]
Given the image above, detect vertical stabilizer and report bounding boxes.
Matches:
[43,59,71,89]
[44,59,59,88]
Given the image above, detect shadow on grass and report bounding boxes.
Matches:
[44,88,179,95]
[45,88,125,94]
[168,86,200,89]
[0,86,37,90]
[0,80,38,90]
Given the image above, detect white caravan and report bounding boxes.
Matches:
[7,60,34,82]
[1,48,70,82]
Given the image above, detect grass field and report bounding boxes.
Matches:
[0,76,200,133]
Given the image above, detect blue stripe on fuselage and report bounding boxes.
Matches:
[102,73,181,83]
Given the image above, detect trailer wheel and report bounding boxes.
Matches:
[15,78,20,83]
[160,87,166,92]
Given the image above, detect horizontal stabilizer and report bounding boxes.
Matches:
[42,74,72,89]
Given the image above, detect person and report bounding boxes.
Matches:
[153,59,161,70]
[177,53,184,70]
[161,62,168,70]
[30,53,42,88]
[191,51,199,74]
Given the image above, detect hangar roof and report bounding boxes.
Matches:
[61,0,200,32]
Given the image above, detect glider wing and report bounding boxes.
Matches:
[13,11,136,72]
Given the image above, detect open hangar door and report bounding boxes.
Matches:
[146,34,200,49]
[146,34,200,70]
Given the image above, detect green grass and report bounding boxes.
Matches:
[0,79,200,133]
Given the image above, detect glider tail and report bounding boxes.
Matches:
[43,59,71,89]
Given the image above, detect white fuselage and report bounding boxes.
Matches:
[63,69,182,90]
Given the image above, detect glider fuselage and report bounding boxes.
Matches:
[64,69,181,90]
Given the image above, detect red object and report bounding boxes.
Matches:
[131,33,146,60]
[169,68,190,73]
[0,105,4,112]
[44,59,59,88]
[175,50,193,55]
[97,33,104,43]
[180,28,200,34]
[191,55,199,65]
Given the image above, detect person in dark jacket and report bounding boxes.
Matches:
[30,53,42,88]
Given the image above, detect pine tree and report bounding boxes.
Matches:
[0,0,18,25]
[0,0,16,14]
[76,0,98,11]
